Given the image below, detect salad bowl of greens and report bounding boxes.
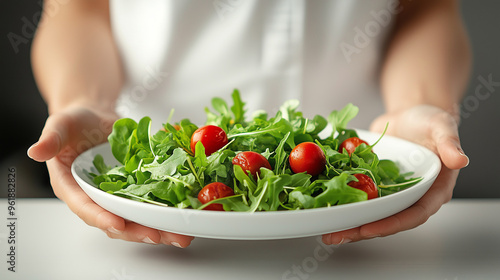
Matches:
[71,90,440,239]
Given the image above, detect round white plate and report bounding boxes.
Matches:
[71,130,440,240]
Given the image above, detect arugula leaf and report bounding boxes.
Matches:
[211,97,230,116]
[313,173,367,207]
[108,118,138,164]
[328,103,359,134]
[137,116,154,157]
[233,164,257,194]
[308,115,328,135]
[165,121,195,155]
[230,89,246,124]
[273,132,291,175]
[92,154,110,174]
[141,148,188,180]
[280,99,301,122]
[288,191,315,209]
[100,180,127,192]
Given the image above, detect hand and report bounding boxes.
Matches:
[322,105,469,245]
[28,105,194,247]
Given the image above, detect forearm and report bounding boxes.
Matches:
[381,0,471,117]
[31,0,123,114]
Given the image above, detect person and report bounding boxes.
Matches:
[28,0,470,248]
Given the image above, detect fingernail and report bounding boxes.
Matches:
[142,237,157,244]
[170,242,183,248]
[338,237,351,245]
[27,143,37,159]
[107,227,123,235]
[323,234,332,245]
[457,147,470,167]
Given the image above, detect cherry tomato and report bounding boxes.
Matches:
[232,151,272,179]
[339,137,369,155]
[289,142,326,176]
[190,125,228,156]
[348,174,378,200]
[198,182,235,211]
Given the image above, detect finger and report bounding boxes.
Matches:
[47,157,127,234]
[104,222,162,244]
[430,113,469,169]
[48,156,185,245]
[436,138,469,170]
[322,228,360,245]
[324,168,458,244]
[28,113,70,162]
[159,231,195,248]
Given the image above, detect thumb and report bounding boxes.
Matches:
[28,113,70,162]
[431,114,469,170]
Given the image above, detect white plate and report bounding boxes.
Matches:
[71,130,440,240]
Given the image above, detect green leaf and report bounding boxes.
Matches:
[273,132,291,175]
[118,180,191,205]
[246,169,290,212]
[314,173,367,207]
[328,104,359,133]
[230,89,246,124]
[228,117,294,147]
[92,154,110,174]
[198,194,249,211]
[289,173,312,188]
[108,118,138,164]
[308,115,328,135]
[205,149,234,179]
[211,97,230,116]
[335,129,359,145]
[125,155,141,173]
[280,99,301,122]
[100,180,127,192]
[288,191,315,209]
[193,141,208,168]
[141,148,188,180]
[233,164,257,194]
[165,121,196,156]
[137,116,154,156]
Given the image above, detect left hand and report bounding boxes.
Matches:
[322,105,469,245]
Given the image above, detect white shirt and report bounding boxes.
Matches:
[110,0,397,129]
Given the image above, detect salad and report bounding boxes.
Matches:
[90,90,422,212]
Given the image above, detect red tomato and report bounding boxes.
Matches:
[289,142,326,176]
[339,137,369,155]
[190,125,228,156]
[348,174,378,200]
[232,151,272,179]
[198,182,235,211]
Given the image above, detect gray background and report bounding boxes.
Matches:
[1,1,498,198]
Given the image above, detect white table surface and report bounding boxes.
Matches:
[0,198,499,280]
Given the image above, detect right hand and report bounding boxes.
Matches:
[28,105,194,247]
